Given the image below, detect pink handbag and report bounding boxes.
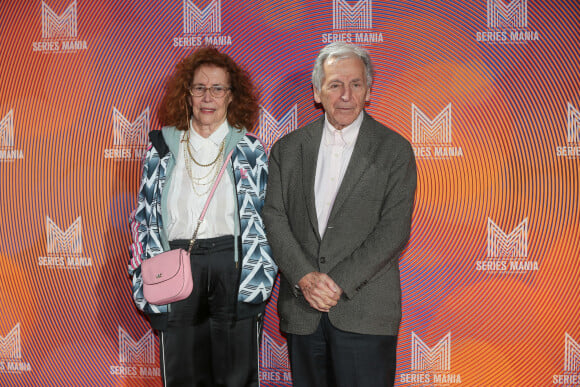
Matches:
[140,148,234,306]
[141,248,192,305]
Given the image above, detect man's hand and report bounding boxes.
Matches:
[298,272,343,312]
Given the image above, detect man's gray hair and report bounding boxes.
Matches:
[311,42,374,91]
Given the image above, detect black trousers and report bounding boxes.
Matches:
[287,313,397,387]
[159,236,261,387]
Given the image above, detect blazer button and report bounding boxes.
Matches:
[319,256,326,264]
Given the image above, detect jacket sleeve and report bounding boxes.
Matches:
[262,140,318,295]
[128,142,168,314]
[235,134,278,303]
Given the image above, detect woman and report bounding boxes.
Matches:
[128,46,277,386]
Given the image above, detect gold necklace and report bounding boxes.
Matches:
[184,130,225,167]
[185,155,222,195]
[182,133,225,196]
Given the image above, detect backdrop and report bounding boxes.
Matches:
[1,0,579,386]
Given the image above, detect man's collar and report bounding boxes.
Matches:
[323,111,364,146]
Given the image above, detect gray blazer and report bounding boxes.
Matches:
[263,112,417,336]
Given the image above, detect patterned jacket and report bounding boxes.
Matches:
[128,125,277,316]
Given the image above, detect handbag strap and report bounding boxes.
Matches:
[187,148,235,253]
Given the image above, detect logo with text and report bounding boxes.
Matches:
[0,323,32,373]
[476,0,539,44]
[476,217,538,273]
[400,332,461,385]
[258,105,298,151]
[260,332,292,383]
[173,0,232,48]
[556,102,580,159]
[32,1,88,53]
[110,327,160,378]
[322,0,383,45]
[0,109,24,162]
[104,107,150,161]
[553,333,580,385]
[411,104,463,159]
[38,216,92,269]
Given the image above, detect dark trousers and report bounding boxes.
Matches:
[159,236,261,387]
[287,313,397,387]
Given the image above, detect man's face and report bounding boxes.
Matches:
[313,55,370,130]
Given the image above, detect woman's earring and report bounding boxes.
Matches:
[184,96,190,128]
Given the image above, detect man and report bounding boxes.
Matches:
[262,42,417,386]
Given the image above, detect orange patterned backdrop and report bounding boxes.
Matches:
[1,0,579,386]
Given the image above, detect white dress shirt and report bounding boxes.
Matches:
[166,121,235,240]
[314,112,363,238]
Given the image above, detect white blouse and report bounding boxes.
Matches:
[166,121,235,240]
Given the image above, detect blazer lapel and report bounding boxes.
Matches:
[301,119,324,240]
[327,114,375,223]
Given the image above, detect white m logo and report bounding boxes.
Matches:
[42,1,78,39]
[118,327,155,364]
[333,0,372,30]
[259,105,298,150]
[412,104,452,144]
[183,0,221,35]
[0,323,21,359]
[565,333,580,372]
[0,109,14,147]
[113,107,149,147]
[46,216,82,256]
[567,102,580,144]
[411,332,451,371]
[487,0,527,29]
[487,218,528,258]
[261,332,290,370]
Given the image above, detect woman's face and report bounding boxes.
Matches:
[188,65,232,136]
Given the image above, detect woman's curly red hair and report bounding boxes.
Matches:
[158,46,259,132]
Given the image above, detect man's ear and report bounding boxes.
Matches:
[313,87,322,104]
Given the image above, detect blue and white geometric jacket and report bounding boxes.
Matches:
[128,125,277,315]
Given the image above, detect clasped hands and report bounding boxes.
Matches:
[298,272,343,312]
